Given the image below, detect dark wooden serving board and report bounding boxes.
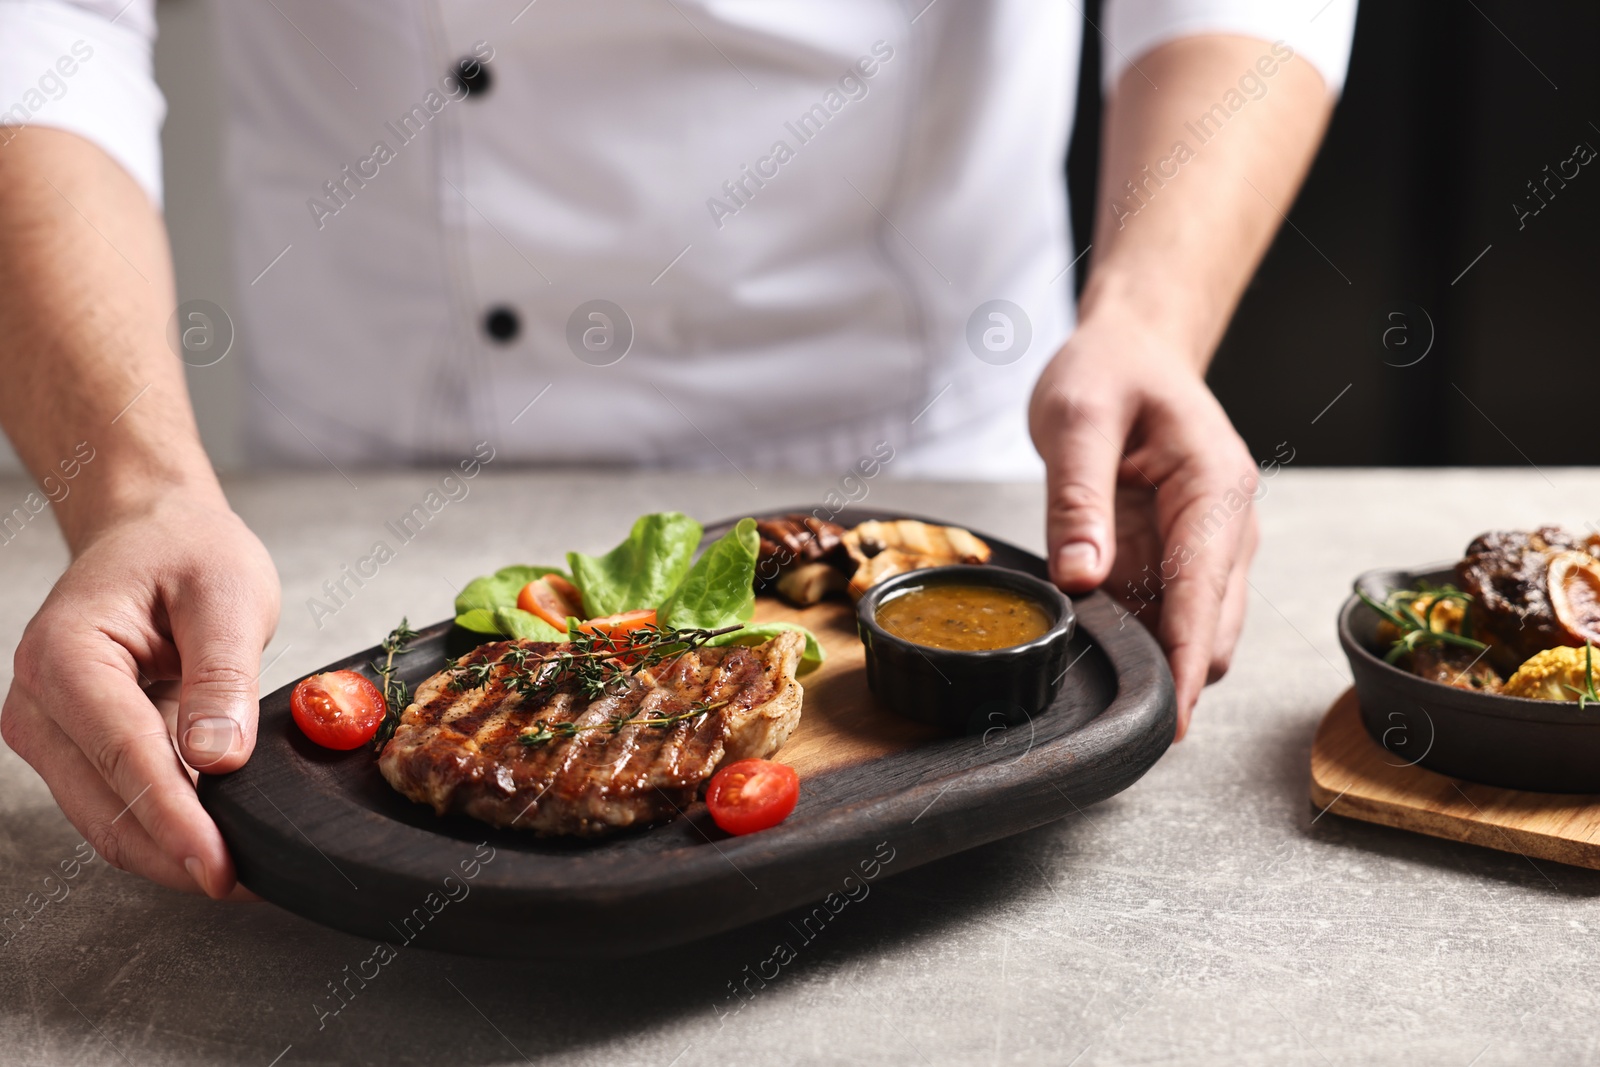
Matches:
[199,509,1176,958]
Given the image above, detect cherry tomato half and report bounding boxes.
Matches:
[705,758,799,835]
[516,574,585,630]
[291,670,387,750]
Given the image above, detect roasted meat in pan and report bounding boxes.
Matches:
[1404,645,1502,691]
[1455,526,1600,667]
[378,631,805,836]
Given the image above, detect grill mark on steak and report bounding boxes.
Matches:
[377,631,805,836]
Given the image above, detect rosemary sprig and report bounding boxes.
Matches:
[371,617,420,749]
[1563,640,1600,708]
[1357,583,1486,664]
[447,622,743,707]
[518,699,728,746]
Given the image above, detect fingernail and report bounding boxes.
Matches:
[1056,541,1098,578]
[184,717,239,764]
[184,856,208,895]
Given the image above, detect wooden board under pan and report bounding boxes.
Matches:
[198,508,1176,958]
[1311,689,1600,871]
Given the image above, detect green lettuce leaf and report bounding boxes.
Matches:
[493,607,566,642]
[658,518,758,630]
[708,622,825,672]
[452,514,822,664]
[658,518,823,666]
[453,608,502,635]
[567,512,703,617]
[455,564,567,617]
[453,564,567,636]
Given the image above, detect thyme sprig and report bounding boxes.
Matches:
[447,622,744,708]
[518,699,729,747]
[371,618,421,749]
[1563,640,1600,708]
[1357,582,1486,664]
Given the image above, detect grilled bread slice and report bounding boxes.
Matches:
[843,519,992,599]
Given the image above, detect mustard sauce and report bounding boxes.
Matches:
[875,584,1052,651]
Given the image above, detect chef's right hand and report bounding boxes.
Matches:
[1,490,279,898]
[1028,309,1260,740]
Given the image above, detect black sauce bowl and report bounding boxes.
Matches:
[856,565,1077,732]
[1340,563,1600,793]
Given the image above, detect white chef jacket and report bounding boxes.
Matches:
[0,0,1354,476]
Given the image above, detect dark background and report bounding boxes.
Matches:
[1066,1,1600,467]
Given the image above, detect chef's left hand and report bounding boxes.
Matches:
[1028,308,1259,738]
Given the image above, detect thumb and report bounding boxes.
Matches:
[171,580,272,774]
[1037,395,1132,591]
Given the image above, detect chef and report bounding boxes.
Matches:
[0,0,1355,896]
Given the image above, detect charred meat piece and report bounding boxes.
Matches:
[842,519,992,600]
[756,514,848,570]
[755,514,851,606]
[1455,526,1600,665]
[378,632,805,836]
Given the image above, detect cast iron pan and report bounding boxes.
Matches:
[199,508,1176,958]
[1341,564,1600,792]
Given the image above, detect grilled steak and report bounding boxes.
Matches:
[378,631,805,836]
[1455,526,1600,666]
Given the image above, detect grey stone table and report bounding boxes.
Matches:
[1,468,1596,1066]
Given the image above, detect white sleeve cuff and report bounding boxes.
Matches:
[0,0,165,206]
[1104,0,1358,96]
